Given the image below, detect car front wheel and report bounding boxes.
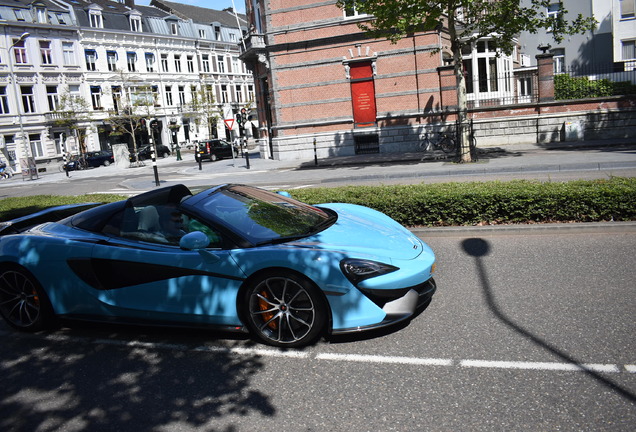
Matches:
[243,272,326,348]
[0,265,55,331]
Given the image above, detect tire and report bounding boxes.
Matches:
[243,272,327,348]
[210,153,218,162]
[440,136,456,153]
[0,265,55,332]
[103,160,111,167]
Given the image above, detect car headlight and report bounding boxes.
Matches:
[340,259,399,285]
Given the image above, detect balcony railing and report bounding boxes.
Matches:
[239,32,267,62]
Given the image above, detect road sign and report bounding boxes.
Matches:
[224,118,235,130]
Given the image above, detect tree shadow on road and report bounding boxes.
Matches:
[0,323,274,431]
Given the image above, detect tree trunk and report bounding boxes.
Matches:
[448,13,473,163]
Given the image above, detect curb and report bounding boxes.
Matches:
[411,221,636,236]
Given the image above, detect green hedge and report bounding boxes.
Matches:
[1,179,635,227]
[286,178,636,227]
[555,74,636,100]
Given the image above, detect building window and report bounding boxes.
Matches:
[187,56,194,73]
[462,40,513,96]
[107,51,117,71]
[161,54,169,72]
[199,29,206,38]
[217,56,226,73]
[235,85,243,103]
[165,85,173,105]
[29,134,44,158]
[552,48,565,73]
[85,50,97,71]
[127,52,136,72]
[0,87,9,114]
[130,16,142,32]
[89,10,103,28]
[343,1,367,17]
[232,57,240,73]
[90,86,102,109]
[63,42,75,65]
[56,13,67,25]
[174,55,181,73]
[112,85,121,112]
[170,22,179,35]
[622,40,636,60]
[13,39,27,64]
[214,26,221,40]
[21,86,36,113]
[247,84,254,102]
[145,53,154,72]
[620,0,635,19]
[202,54,210,72]
[40,41,53,65]
[36,7,48,24]
[47,86,59,111]
[178,86,186,105]
[220,84,228,103]
[13,9,25,21]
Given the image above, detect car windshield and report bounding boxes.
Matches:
[197,185,336,245]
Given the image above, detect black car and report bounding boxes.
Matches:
[195,139,237,162]
[85,150,114,167]
[135,144,171,161]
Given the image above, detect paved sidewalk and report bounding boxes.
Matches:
[1,138,635,189]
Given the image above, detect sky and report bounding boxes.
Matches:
[136,0,246,14]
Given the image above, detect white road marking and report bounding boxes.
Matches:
[316,353,452,366]
[459,359,621,373]
[5,330,631,374]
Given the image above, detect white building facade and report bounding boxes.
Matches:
[0,0,253,175]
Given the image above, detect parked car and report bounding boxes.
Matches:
[195,139,237,162]
[62,154,87,171]
[134,144,171,161]
[0,184,437,348]
[85,150,114,167]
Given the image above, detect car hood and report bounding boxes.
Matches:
[290,203,427,261]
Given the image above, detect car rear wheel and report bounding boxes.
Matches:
[243,272,326,348]
[210,154,218,162]
[0,265,55,331]
[103,160,111,167]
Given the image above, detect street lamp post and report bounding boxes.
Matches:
[6,31,37,180]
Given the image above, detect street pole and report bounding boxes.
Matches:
[6,31,37,180]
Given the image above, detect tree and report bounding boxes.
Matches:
[107,72,158,166]
[337,0,596,162]
[189,84,219,140]
[50,91,93,157]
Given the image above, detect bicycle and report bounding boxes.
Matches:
[419,131,457,154]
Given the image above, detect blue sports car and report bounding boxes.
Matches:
[0,184,436,347]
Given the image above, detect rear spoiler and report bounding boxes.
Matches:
[0,203,100,236]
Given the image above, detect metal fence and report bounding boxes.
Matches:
[464,61,636,107]
[555,62,636,100]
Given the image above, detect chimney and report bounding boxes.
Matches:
[126,0,135,8]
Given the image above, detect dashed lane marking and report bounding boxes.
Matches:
[5,331,632,374]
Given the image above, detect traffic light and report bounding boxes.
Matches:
[236,112,243,127]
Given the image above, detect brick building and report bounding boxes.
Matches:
[240,1,635,163]
[240,1,464,161]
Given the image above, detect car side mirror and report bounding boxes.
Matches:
[276,191,291,198]
[180,231,210,250]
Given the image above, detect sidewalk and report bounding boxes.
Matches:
[1,138,635,189]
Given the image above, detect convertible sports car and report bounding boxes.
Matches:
[0,184,437,347]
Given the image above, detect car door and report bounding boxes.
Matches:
[89,236,246,327]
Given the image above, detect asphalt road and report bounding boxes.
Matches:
[1,224,634,431]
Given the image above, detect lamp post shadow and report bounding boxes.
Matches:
[461,238,635,403]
